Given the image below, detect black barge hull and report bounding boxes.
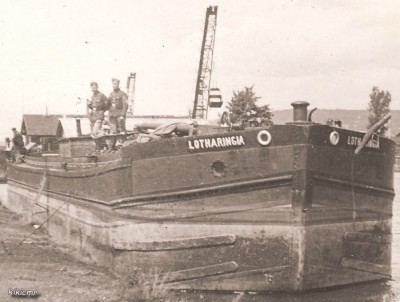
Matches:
[5,124,396,291]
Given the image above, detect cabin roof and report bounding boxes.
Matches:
[392,135,400,145]
[58,118,91,138]
[21,115,62,136]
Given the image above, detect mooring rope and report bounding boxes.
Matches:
[6,158,116,255]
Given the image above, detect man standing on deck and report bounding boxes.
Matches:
[11,128,25,163]
[108,78,128,151]
[5,137,13,161]
[189,121,200,136]
[88,82,110,154]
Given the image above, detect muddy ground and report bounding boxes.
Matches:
[0,203,226,302]
[0,204,125,301]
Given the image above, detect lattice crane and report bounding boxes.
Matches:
[192,6,218,119]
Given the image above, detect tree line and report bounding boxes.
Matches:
[224,85,392,136]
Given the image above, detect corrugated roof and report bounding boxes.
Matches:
[21,115,62,136]
[58,118,91,138]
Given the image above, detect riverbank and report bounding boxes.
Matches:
[0,203,122,302]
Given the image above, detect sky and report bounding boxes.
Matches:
[0,0,399,139]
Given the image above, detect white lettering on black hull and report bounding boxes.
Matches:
[347,135,380,149]
[188,135,246,151]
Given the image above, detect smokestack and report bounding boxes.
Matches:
[76,117,82,136]
[291,101,310,123]
[86,99,89,117]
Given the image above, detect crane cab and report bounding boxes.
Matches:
[208,88,223,108]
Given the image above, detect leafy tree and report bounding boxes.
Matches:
[367,86,391,136]
[226,86,273,126]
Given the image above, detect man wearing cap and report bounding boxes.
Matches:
[108,78,128,151]
[189,121,200,136]
[5,137,13,161]
[11,128,25,163]
[88,82,110,154]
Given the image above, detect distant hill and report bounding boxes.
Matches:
[272,109,400,137]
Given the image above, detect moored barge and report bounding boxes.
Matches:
[3,102,395,292]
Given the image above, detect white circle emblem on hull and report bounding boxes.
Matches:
[330,131,340,145]
[257,130,272,146]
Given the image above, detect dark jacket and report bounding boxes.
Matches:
[12,132,24,150]
[108,89,128,117]
[88,91,109,121]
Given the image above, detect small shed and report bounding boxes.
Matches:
[21,115,62,151]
